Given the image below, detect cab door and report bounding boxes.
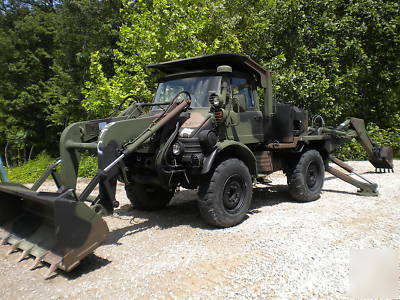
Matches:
[226,77,264,144]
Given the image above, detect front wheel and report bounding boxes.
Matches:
[198,158,253,227]
[125,183,174,210]
[287,150,325,202]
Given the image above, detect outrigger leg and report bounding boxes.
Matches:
[326,155,378,196]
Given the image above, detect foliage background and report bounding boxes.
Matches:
[0,0,399,179]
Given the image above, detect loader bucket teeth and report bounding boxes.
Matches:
[29,252,47,271]
[7,243,18,255]
[0,183,109,277]
[16,249,30,262]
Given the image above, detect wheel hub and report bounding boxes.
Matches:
[306,162,319,188]
[223,176,244,210]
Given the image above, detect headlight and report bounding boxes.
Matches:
[198,130,218,151]
[172,142,183,156]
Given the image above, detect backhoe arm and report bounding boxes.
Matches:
[322,117,394,172]
[314,117,394,196]
[345,118,393,171]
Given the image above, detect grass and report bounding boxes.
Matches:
[6,153,98,183]
[7,153,54,183]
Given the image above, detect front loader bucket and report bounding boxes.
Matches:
[0,183,109,278]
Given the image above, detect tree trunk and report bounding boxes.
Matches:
[4,142,9,168]
[28,145,34,161]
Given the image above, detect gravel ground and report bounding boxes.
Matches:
[0,160,399,299]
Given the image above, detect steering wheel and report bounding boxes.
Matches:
[170,90,193,105]
[176,91,201,107]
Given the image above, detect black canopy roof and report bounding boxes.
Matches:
[147,53,270,87]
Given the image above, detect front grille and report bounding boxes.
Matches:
[178,137,203,166]
[178,137,202,154]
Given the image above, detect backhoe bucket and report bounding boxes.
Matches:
[369,146,394,170]
[349,118,394,171]
[0,183,109,277]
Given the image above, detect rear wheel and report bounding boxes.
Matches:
[125,183,174,210]
[198,158,253,227]
[287,150,325,202]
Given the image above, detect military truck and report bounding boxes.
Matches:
[0,54,393,277]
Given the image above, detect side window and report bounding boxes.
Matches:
[231,77,254,109]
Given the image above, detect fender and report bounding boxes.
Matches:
[201,140,257,175]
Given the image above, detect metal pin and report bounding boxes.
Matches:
[16,250,29,262]
[7,244,18,255]
[44,262,60,279]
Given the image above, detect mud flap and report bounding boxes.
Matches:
[0,183,109,278]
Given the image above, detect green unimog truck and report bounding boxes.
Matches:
[0,53,393,277]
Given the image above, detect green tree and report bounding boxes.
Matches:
[240,0,400,127]
[43,0,122,128]
[0,0,121,162]
[84,0,400,129]
[83,0,242,116]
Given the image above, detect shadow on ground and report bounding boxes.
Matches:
[60,181,349,279]
[53,254,111,280]
[104,184,295,247]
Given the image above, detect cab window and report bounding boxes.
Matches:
[230,77,254,108]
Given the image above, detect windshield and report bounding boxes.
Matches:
[154,76,221,108]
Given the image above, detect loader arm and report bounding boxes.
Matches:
[87,96,192,214]
[0,95,191,278]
